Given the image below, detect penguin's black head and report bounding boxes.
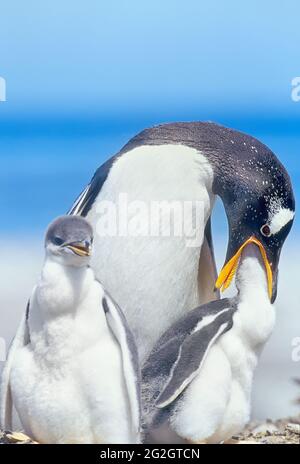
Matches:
[215,146,295,303]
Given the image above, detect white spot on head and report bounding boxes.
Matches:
[267,198,295,235]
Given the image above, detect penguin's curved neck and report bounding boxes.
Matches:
[211,163,248,222]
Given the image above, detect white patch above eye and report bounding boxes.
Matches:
[268,208,295,235]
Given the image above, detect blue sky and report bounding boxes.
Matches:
[0,0,299,234]
[0,0,300,116]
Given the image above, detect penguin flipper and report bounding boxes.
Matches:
[68,156,117,217]
[101,291,141,440]
[0,305,30,430]
[143,298,236,410]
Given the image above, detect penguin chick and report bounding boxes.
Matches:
[0,215,141,444]
[142,243,275,444]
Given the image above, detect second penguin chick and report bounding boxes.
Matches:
[142,243,275,444]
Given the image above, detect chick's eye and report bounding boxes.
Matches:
[260,224,271,237]
[53,236,64,246]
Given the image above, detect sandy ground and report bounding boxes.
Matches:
[232,417,300,444]
[1,418,299,444]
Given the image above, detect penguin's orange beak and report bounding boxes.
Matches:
[66,242,91,257]
[215,236,273,300]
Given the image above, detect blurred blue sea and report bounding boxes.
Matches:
[0,117,299,238]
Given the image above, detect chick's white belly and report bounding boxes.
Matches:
[10,338,131,444]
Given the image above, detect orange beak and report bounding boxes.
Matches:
[215,236,273,300]
[66,243,91,257]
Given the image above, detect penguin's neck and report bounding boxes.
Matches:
[234,247,275,348]
[35,255,92,319]
[28,255,109,364]
[237,251,269,301]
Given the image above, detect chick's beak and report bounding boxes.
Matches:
[65,241,91,257]
[215,236,273,300]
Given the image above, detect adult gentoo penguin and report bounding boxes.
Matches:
[142,243,276,443]
[0,216,141,444]
[69,122,295,361]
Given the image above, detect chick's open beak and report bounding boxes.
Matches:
[65,242,91,257]
[215,236,273,300]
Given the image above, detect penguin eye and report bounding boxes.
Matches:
[53,236,64,246]
[260,224,271,237]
